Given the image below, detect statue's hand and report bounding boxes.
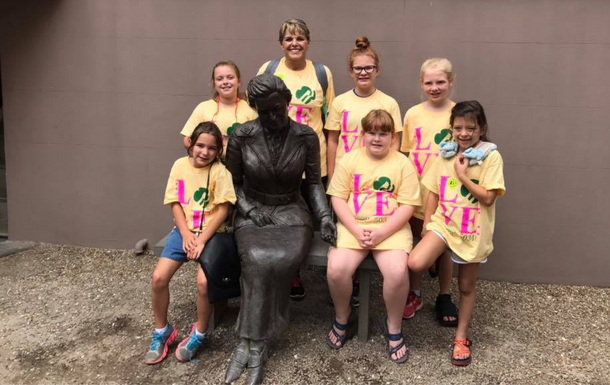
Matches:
[248,208,273,227]
[320,215,337,246]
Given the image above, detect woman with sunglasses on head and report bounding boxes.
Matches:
[257,18,335,300]
[326,36,402,181]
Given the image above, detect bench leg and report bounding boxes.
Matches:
[357,269,371,342]
[208,300,227,333]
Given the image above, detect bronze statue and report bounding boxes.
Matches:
[224,74,336,385]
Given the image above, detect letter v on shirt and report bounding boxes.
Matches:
[411,127,437,176]
[352,174,396,216]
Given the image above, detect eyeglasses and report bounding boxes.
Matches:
[352,66,377,74]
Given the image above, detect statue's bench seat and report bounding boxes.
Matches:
[154,231,379,342]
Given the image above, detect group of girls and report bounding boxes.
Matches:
[145,17,505,369]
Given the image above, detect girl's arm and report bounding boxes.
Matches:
[454,154,499,207]
[171,202,197,253]
[365,203,414,248]
[422,191,438,238]
[326,130,339,181]
[331,196,370,249]
[188,202,231,260]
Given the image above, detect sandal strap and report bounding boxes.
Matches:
[388,339,406,355]
[436,295,458,317]
[332,319,348,331]
[387,331,403,342]
[452,339,471,356]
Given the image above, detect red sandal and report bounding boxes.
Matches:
[451,338,472,366]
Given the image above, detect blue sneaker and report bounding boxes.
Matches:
[145,324,178,364]
[175,323,207,362]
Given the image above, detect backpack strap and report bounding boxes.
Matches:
[312,61,328,97]
[265,58,328,97]
[312,61,329,122]
[264,58,281,75]
[265,58,329,122]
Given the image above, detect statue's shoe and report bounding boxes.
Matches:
[225,341,250,384]
[245,343,268,385]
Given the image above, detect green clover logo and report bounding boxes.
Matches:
[227,122,240,137]
[434,128,452,144]
[460,179,479,204]
[194,187,210,209]
[296,86,316,104]
[373,176,395,193]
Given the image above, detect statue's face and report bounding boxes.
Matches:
[255,92,289,132]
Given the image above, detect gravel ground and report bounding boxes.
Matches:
[1,243,609,385]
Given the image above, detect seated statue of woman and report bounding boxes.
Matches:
[224,73,336,385]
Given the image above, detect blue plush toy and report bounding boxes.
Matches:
[439,141,497,166]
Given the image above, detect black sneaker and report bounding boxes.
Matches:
[290,274,305,301]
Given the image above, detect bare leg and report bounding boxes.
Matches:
[151,258,182,328]
[408,232,447,273]
[326,247,367,346]
[195,266,213,333]
[408,270,423,293]
[373,249,409,361]
[453,263,479,360]
[438,251,457,323]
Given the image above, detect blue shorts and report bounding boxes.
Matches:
[160,227,192,263]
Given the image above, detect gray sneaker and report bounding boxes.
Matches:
[145,324,177,364]
[175,323,207,362]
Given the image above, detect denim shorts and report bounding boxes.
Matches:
[431,230,487,264]
[160,227,191,263]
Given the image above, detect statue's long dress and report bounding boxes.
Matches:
[226,119,329,340]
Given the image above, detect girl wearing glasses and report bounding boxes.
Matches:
[326,36,402,181]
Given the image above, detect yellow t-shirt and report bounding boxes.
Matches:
[257,58,335,176]
[180,99,258,157]
[326,89,403,165]
[400,102,455,219]
[327,148,421,250]
[163,157,237,232]
[423,150,506,263]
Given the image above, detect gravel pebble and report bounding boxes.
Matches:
[0,244,609,385]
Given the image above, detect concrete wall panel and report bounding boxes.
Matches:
[2,0,609,285]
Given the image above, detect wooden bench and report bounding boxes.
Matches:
[154,231,379,342]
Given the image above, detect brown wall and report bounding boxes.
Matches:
[1,0,609,286]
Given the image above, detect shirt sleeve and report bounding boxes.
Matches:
[211,166,237,206]
[400,110,412,152]
[256,61,270,76]
[323,66,335,126]
[180,102,206,138]
[163,161,180,205]
[480,151,506,197]
[326,156,352,200]
[325,96,342,132]
[245,105,258,121]
[390,100,403,133]
[422,156,441,194]
[396,155,421,206]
